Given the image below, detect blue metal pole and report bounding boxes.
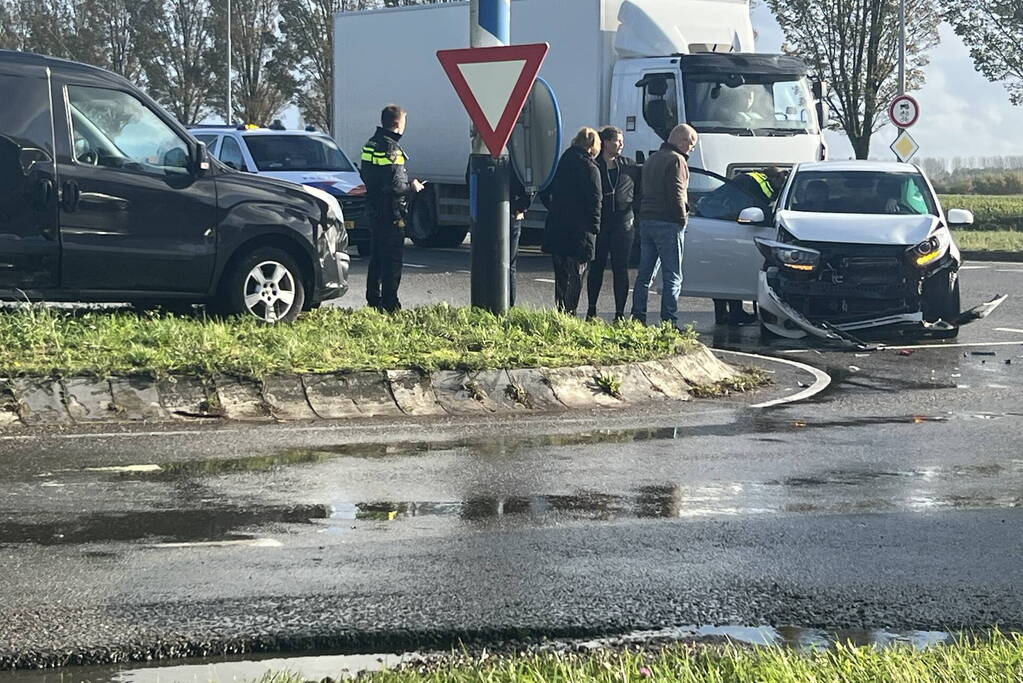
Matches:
[469,0,512,314]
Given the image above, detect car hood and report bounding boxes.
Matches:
[776,211,940,246]
[260,170,366,197]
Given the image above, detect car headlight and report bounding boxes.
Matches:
[906,229,950,268]
[755,238,821,272]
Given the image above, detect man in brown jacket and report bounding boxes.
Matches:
[630,124,698,326]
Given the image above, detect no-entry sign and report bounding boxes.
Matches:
[437,43,549,159]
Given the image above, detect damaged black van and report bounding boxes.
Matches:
[0,50,348,323]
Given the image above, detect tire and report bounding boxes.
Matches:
[218,247,306,323]
[408,184,468,248]
[922,270,960,339]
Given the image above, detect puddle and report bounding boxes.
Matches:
[0,504,329,545]
[0,625,964,682]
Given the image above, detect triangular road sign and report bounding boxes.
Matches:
[437,43,549,159]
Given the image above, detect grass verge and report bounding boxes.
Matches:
[940,194,1023,231]
[257,633,1023,682]
[953,229,1023,253]
[0,304,697,379]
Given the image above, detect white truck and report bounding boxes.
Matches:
[333,0,828,251]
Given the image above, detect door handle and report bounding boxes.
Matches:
[61,180,81,213]
[33,178,54,210]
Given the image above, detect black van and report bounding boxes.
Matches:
[0,50,349,323]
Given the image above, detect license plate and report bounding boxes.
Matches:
[344,220,355,229]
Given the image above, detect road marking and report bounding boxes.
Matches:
[960,265,990,270]
[535,278,556,284]
[83,464,162,473]
[996,269,1023,273]
[713,349,831,408]
[996,328,1023,334]
[456,269,471,274]
[150,538,282,549]
[405,263,428,269]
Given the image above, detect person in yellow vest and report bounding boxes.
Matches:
[714,166,788,326]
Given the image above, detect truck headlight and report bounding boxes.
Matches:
[907,229,950,268]
[755,238,821,272]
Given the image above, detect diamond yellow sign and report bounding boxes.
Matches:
[890,129,919,163]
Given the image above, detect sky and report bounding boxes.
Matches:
[750,4,1023,161]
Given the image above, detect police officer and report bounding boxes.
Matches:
[713,166,788,325]
[360,105,423,312]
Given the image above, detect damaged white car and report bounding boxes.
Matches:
[750,161,1007,344]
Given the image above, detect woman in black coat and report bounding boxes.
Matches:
[540,127,602,316]
[586,126,641,322]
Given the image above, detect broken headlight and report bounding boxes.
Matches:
[755,238,821,272]
[906,228,951,268]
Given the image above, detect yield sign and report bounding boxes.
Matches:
[437,43,549,159]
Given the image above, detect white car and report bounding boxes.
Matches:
[189,126,369,253]
[679,161,1005,345]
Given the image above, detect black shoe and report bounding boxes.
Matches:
[614,312,626,323]
[585,308,599,322]
[728,310,758,326]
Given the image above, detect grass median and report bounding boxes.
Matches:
[953,229,1023,254]
[259,633,1023,683]
[0,304,697,379]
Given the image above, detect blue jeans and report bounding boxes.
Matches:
[630,219,685,325]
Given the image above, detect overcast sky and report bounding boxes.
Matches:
[751,5,1023,161]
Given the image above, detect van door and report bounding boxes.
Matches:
[0,65,59,289]
[612,59,682,162]
[682,168,775,299]
[52,78,218,293]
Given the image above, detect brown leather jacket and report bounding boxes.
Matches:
[638,142,689,226]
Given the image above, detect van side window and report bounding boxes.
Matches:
[219,136,246,171]
[640,73,679,142]
[67,86,190,176]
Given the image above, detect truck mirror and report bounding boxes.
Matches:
[635,151,645,165]
[193,141,211,176]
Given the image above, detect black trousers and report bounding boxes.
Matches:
[586,224,634,317]
[366,219,405,312]
[508,218,522,307]
[552,254,587,315]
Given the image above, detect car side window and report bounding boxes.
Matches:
[689,169,767,221]
[219,136,246,171]
[67,85,190,176]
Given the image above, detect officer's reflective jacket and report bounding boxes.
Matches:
[360,126,412,226]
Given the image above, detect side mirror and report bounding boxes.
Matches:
[635,150,645,165]
[193,141,211,176]
[737,206,766,224]
[947,209,974,226]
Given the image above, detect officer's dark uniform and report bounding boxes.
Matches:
[360,126,412,312]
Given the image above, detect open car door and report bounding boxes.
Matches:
[681,168,777,300]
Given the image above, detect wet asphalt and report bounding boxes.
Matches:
[1,246,1022,670]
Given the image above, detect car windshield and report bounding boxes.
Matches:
[785,171,938,215]
[682,74,817,136]
[243,134,355,172]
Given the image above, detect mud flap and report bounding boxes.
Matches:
[955,294,1008,326]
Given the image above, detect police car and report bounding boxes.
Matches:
[190,124,369,253]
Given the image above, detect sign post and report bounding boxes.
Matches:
[438,10,548,314]
[888,93,920,162]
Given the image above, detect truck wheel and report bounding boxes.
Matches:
[219,247,306,323]
[408,184,468,248]
[922,271,960,339]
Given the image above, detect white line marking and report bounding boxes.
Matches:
[456,270,471,274]
[405,263,428,269]
[83,464,162,473]
[781,339,1023,354]
[535,278,556,284]
[996,269,1023,273]
[151,538,282,549]
[960,265,990,270]
[996,328,1023,334]
[712,349,831,408]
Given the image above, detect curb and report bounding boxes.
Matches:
[961,250,1023,263]
[0,346,739,430]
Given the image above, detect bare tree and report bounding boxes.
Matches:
[146,0,218,126]
[215,0,295,126]
[765,0,940,159]
[80,0,161,85]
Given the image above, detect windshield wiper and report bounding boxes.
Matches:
[757,128,809,137]
[696,126,757,136]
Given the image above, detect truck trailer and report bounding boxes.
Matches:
[333,0,828,251]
